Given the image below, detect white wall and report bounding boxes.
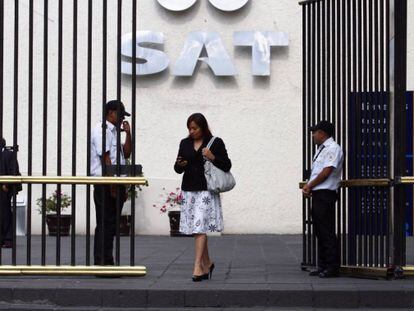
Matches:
[2,0,303,235]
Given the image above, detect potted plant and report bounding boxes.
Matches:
[36,190,71,236]
[154,188,192,237]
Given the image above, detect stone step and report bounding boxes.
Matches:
[0,286,414,309]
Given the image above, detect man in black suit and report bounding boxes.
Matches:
[0,137,21,248]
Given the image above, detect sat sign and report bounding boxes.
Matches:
[121,0,289,77]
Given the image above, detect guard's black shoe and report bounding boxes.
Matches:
[309,269,324,276]
[2,241,12,248]
[318,269,340,278]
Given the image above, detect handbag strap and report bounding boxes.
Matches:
[206,136,217,149]
[204,136,217,161]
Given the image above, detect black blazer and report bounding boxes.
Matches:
[174,136,232,191]
[0,149,22,196]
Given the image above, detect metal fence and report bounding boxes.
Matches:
[300,0,408,276]
[0,0,146,276]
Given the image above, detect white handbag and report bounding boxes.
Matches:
[204,137,236,193]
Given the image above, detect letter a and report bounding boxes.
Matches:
[173,32,237,76]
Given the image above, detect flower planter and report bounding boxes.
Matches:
[168,211,193,237]
[46,214,71,236]
[119,215,131,236]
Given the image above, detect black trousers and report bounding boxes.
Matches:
[93,185,124,265]
[311,189,340,272]
[0,191,12,243]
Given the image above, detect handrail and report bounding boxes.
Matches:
[299,178,392,189]
[0,265,146,276]
[0,175,149,186]
[397,176,414,184]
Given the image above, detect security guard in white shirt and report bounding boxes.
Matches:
[91,100,132,265]
[302,120,343,278]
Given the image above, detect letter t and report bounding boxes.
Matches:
[233,31,289,76]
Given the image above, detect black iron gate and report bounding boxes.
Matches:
[0,0,146,276]
[300,0,408,276]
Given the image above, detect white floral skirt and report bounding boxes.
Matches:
[179,191,224,235]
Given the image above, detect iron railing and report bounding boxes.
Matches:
[0,0,144,275]
[299,0,408,273]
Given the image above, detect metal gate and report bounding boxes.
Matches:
[299,0,409,277]
[0,0,147,276]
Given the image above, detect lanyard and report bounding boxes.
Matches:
[313,145,326,163]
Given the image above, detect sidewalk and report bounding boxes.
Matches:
[0,235,412,309]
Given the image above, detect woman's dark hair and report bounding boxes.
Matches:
[187,113,212,138]
[0,137,5,149]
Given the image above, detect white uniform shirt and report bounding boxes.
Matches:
[90,121,126,176]
[309,137,343,191]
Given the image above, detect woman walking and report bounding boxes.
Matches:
[174,113,232,282]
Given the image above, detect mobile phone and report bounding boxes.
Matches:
[177,156,187,163]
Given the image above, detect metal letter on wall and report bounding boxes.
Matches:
[157,0,249,12]
[233,31,289,76]
[173,32,237,76]
[157,0,197,11]
[208,0,249,11]
[121,31,169,76]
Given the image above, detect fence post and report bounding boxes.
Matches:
[390,0,407,268]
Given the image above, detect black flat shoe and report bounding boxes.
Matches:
[192,275,204,282]
[209,263,215,279]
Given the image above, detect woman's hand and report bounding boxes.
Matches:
[176,156,188,167]
[2,185,8,193]
[202,148,216,161]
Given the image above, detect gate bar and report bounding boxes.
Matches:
[379,0,385,268]
[27,0,34,266]
[101,0,108,267]
[385,0,391,268]
[131,0,138,266]
[392,0,408,267]
[71,0,78,266]
[306,3,312,266]
[0,0,3,139]
[115,0,123,267]
[41,0,49,267]
[299,179,392,188]
[342,0,348,266]
[0,0,4,266]
[86,0,93,266]
[56,0,63,267]
[0,176,148,185]
[311,0,317,267]
[12,0,19,266]
[373,0,379,267]
[301,3,307,267]
[350,0,357,266]
[0,265,146,277]
[396,177,414,184]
